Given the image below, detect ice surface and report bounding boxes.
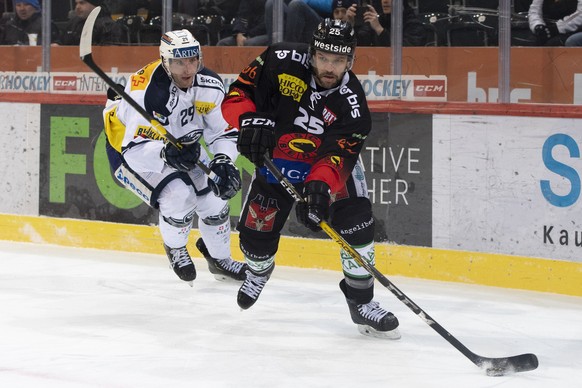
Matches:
[0,241,580,388]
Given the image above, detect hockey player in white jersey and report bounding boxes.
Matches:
[103,29,247,285]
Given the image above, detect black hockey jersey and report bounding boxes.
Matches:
[222,42,372,194]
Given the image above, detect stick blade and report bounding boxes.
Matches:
[479,353,539,376]
[79,6,102,59]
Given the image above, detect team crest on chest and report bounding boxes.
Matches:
[278,133,321,160]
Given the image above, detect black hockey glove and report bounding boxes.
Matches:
[160,141,201,172]
[237,112,276,167]
[296,181,331,232]
[208,153,242,200]
[534,23,558,45]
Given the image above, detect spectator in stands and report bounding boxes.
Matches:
[216,0,268,46]
[0,0,43,45]
[214,0,240,23]
[528,0,582,46]
[565,31,582,45]
[346,0,426,46]
[287,0,332,43]
[59,0,124,45]
[331,0,357,20]
[107,0,151,19]
[265,0,332,44]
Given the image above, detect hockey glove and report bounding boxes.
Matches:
[160,141,201,172]
[208,153,242,200]
[534,23,558,45]
[237,112,276,167]
[296,181,331,232]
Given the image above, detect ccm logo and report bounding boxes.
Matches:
[241,118,275,127]
[53,76,77,90]
[413,80,445,97]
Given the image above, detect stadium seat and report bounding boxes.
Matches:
[116,15,144,45]
[446,16,490,46]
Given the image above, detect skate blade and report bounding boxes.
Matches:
[187,281,193,287]
[357,324,401,340]
[212,273,245,282]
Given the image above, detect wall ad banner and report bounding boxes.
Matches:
[433,115,582,262]
[39,104,157,225]
[366,113,433,246]
[38,105,433,246]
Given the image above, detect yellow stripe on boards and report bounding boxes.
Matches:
[0,214,579,297]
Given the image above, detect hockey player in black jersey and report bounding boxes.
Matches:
[221,19,400,339]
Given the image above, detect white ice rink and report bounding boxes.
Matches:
[0,240,580,388]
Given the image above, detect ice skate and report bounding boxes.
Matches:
[237,266,274,310]
[195,238,247,281]
[340,280,400,339]
[164,244,196,286]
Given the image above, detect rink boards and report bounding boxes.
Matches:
[0,99,581,297]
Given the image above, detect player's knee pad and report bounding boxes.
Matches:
[161,208,196,228]
[330,197,374,246]
[201,204,230,226]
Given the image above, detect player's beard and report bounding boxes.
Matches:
[313,68,341,89]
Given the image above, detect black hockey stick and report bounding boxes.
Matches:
[263,155,538,376]
[79,6,219,183]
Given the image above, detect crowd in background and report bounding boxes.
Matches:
[0,0,581,47]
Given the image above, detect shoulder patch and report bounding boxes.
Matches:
[196,73,225,92]
[195,101,216,115]
[130,60,160,92]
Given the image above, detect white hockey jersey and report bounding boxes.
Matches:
[104,59,238,174]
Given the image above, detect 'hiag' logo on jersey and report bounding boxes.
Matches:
[278,73,307,102]
[167,85,179,111]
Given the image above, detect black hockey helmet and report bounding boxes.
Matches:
[309,18,357,60]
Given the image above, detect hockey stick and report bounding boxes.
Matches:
[79,6,219,183]
[263,156,538,376]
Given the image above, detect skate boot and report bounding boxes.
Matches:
[340,279,400,339]
[237,265,274,310]
[195,238,247,281]
[164,244,196,286]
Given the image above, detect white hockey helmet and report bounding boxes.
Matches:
[159,29,203,79]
